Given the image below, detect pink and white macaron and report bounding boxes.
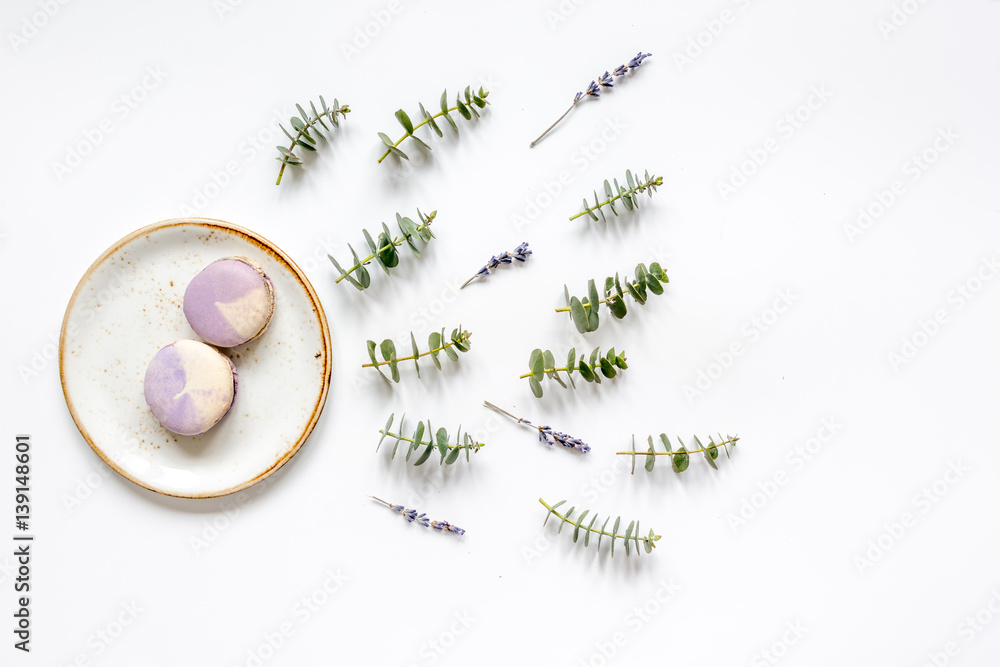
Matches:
[183,257,275,348]
[144,340,238,436]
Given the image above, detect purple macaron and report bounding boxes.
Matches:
[144,340,238,436]
[183,257,275,348]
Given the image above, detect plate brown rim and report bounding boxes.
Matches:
[58,217,332,499]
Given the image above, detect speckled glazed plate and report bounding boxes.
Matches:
[59,218,331,499]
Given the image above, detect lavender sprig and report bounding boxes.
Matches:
[461,242,532,289]
[530,51,651,147]
[483,401,590,453]
[371,496,465,535]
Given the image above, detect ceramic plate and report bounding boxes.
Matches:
[59,218,331,498]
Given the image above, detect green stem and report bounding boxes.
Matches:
[379,430,482,451]
[362,339,466,368]
[519,366,570,380]
[568,178,655,221]
[539,499,654,547]
[334,220,432,284]
[554,285,638,313]
[377,104,466,163]
[276,107,349,185]
[616,436,740,457]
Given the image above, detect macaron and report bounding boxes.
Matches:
[183,257,275,348]
[144,339,238,436]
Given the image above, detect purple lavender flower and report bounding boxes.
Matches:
[483,402,591,454]
[431,520,466,535]
[461,242,532,289]
[530,52,653,147]
[628,51,652,69]
[372,497,463,535]
[539,426,591,453]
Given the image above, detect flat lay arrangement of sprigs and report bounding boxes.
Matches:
[275,51,742,559]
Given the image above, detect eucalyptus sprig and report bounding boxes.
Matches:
[570,169,663,221]
[378,85,490,163]
[539,498,660,557]
[521,346,627,398]
[364,326,471,382]
[275,96,350,185]
[557,262,669,333]
[619,434,740,474]
[530,51,652,147]
[377,413,484,465]
[328,209,436,290]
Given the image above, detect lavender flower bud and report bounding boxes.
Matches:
[431,520,465,534]
[628,51,652,68]
[598,71,614,88]
[586,81,600,97]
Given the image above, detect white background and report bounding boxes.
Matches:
[2,0,999,665]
